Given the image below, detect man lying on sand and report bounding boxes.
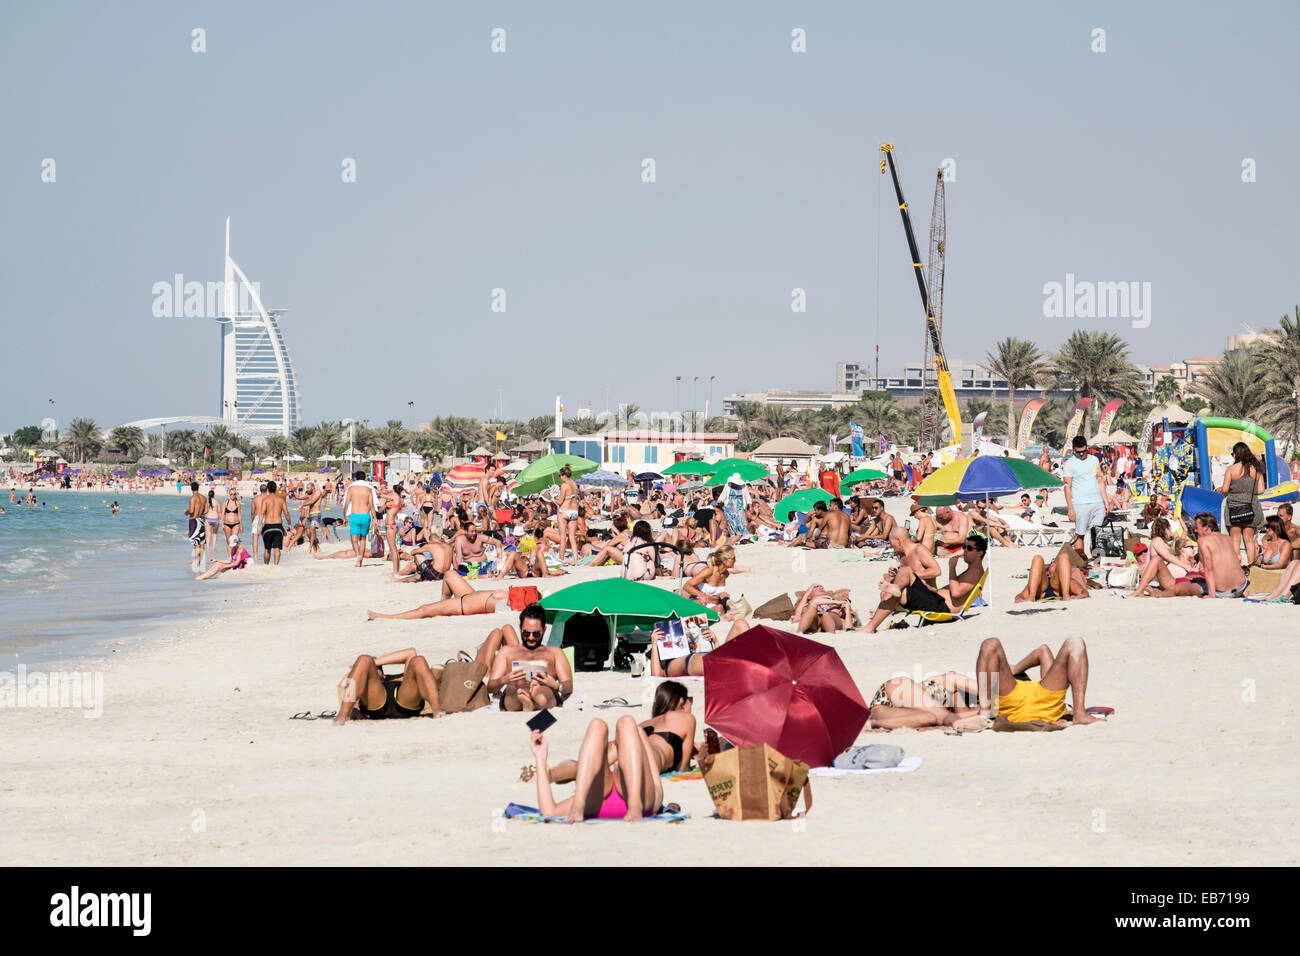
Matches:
[334,647,445,725]
[978,636,1098,726]
[481,604,572,711]
[366,568,509,620]
[869,636,1100,730]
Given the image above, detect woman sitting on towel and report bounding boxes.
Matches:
[637,680,698,773]
[529,717,665,822]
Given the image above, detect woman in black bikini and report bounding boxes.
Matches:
[637,680,697,773]
[221,491,242,559]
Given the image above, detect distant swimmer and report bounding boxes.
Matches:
[111,501,119,516]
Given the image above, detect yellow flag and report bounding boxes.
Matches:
[495,431,506,441]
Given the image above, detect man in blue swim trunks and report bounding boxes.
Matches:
[343,469,379,568]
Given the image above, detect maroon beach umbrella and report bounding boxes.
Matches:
[703,625,870,767]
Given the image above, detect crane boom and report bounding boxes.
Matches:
[879,143,962,446]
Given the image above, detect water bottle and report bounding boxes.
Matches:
[630,654,643,678]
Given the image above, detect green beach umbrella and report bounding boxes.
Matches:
[511,453,598,496]
[704,458,770,486]
[539,578,719,630]
[663,459,715,477]
[773,487,833,523]
[840,467,888,486]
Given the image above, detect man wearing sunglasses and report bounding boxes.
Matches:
[1062,436,1115,556]
[484,603,573,712]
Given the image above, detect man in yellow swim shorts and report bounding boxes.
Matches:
[975,636,1100,726]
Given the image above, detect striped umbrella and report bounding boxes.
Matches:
[913,456,1061,506]
[443,462,486,495]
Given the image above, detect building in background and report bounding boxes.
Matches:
[218,219,302,437]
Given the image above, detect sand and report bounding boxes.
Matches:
[3,492,1298,866]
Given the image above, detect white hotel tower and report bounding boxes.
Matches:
[218,218,302,437]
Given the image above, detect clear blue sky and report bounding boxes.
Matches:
[3,0,1297,432]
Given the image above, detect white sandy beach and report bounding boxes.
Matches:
[3,493,1298,867]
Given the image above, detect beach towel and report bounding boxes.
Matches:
[501,802,690,824]
[835,551,866,563]
[662,768,703,782]
[810,756,924,777]
[991,715,1065,732]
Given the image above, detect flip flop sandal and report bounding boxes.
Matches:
[290,710,338,720]
[594,697,637,708]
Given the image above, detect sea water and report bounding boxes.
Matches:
[0,490,237,665]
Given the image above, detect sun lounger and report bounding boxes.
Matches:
[999,514,1072,547]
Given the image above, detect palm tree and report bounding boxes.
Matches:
[524,415,555,441]
[378,419,410,454]
[65,418,102,463]
[983,337,1048,446]
[109,425,146,460]
[168,429,198,466]
[853,391,909,446]
[1192,348,1261,421]
[266,435,293,460]
[1050,331,1146,404]
[1258,307,1300,451]
[1153,375,1180,405]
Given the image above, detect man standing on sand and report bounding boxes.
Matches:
[344,469,380,568]
[185,481,208,570]
[1193,511,1248,598]
[254,480,293,565]
[1062,434,1116,556]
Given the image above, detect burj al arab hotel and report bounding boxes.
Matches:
[218,218,302,437]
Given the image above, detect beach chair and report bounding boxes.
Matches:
[1000,514,1072,547]
[893,571,988,627]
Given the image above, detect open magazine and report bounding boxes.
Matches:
[657,615,712,660]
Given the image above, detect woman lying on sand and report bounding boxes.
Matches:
[867,671,988,731]
[791,585,857,633]
[529,716,665,822]
[366,568,509,620]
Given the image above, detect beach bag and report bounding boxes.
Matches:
[508,585,540,611]
[730,594,753,619]
[437,651,489,713]
[1227,502,1255,526]
[752,593,796,621]
[1106,565,1139,589]
[1090,524,1125,558]
[702,743,812,821]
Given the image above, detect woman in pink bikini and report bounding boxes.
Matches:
[528,716,664,822]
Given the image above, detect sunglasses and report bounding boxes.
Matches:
[520,628,544,638]
[963,543,979,550]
